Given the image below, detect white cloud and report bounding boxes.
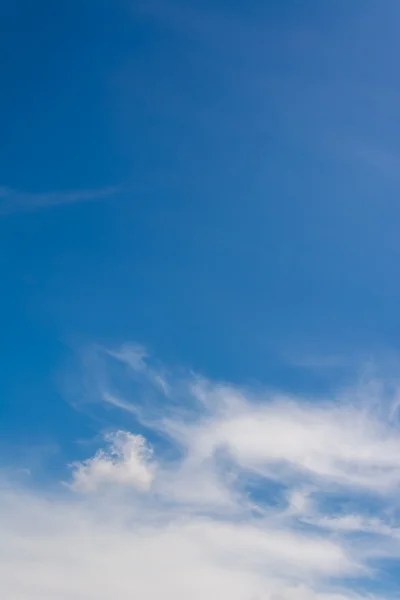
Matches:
[70,431,155,493]
[197,401,400,490]
[1,344,399,599]
[106,343,149,372]
[286,487,314,516]
[0,483,364,600]
[152,378,400,493]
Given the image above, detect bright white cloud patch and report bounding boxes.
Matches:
[70,431,155,493]
[1,345,399,599]
[179,399,400,490]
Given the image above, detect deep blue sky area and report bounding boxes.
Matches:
[2,0,400,452]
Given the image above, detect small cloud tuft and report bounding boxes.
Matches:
[69,431,155,493]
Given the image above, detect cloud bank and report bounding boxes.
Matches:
[1,344,400,598]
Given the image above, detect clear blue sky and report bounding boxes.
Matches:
[2,2,400,598]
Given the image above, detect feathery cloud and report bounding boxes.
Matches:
[0,185,120,215]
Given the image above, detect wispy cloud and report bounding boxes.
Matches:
[1,344,399,598]
[286,353,351,371]
[0,185,120,215]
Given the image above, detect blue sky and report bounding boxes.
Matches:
[2,1,400,598]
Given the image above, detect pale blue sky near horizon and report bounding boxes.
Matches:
[2,3,400,597]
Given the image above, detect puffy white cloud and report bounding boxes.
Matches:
[69,431,155,493]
